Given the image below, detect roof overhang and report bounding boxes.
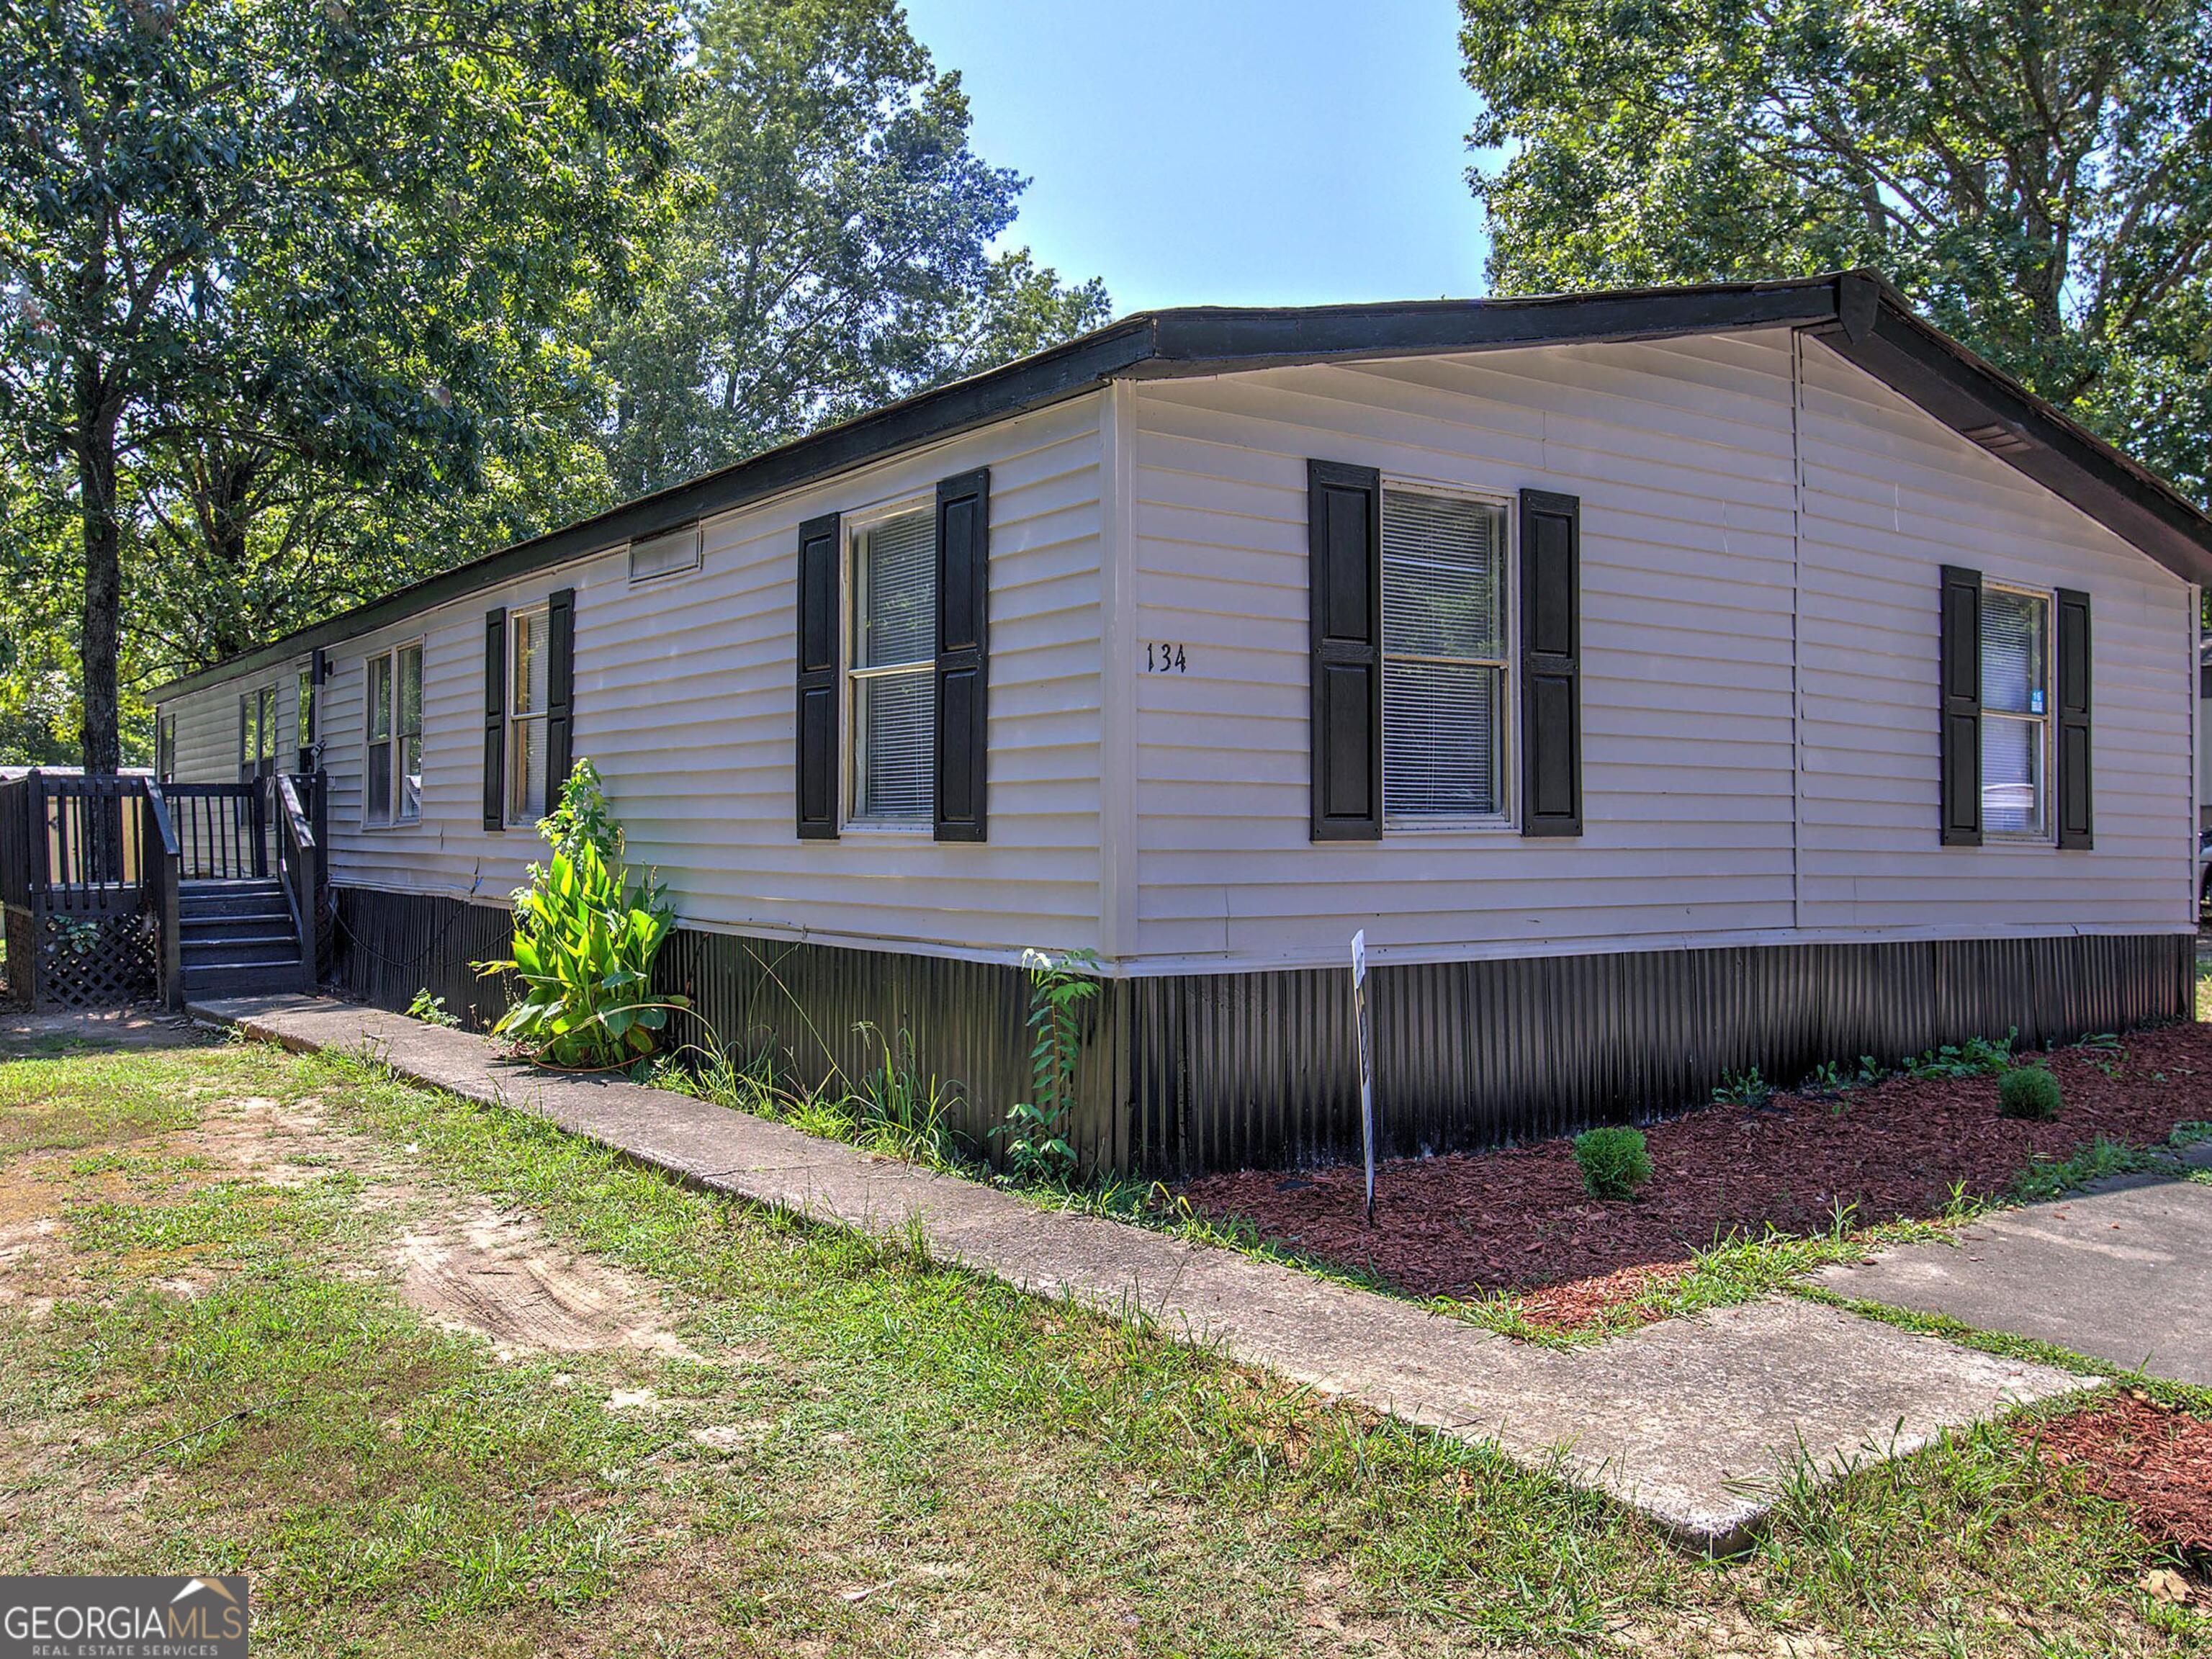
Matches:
[154,271,2212,701]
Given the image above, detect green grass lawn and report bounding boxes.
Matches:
[0,1035,2203,1656]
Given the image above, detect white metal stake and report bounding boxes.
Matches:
[1352,930,1375,1225]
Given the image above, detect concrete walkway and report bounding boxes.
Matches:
[192,994,2085,1550]
[1819,1143,2212,1386]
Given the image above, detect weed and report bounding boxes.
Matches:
[1899,1029,2015,1079]
[994,948,1100,1186]
[407,989,462,1029]
[1571,1125,1652,1200]
[1712,1066,1773,1107]
[1998,1063,2064,1120]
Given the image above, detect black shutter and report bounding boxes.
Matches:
[2056,586,2092,850]
[795,512,841,840]
[482,608,506,831]
[934,469,992,841]
[1308,460,1382,840]
[1938,565,1982,847]
[1519,488,1583,837]
[547,587,575,802]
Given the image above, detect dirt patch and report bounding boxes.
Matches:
[0,1007,199,1052]
[393,1203,695,1362]
[1180,1025,2212,1318]
[2029,1391,2212,1568]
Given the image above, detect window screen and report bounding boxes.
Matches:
[850,510,935,822]
[1380,490,1509,819]
[508,609,549,824]
[1980,585,2050,838]
[366,654,394,822]
[397,644,423,822]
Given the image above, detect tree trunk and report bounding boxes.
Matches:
[77,405,122,776]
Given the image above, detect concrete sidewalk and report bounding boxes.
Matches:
[1820,1143,2212,1385]
[192,994,2085,1550]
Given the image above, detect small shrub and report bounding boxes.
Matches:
[1573,1125,1652,1200]
[1997,1064,2063,1120]
[1712,1066,1773,1108]
[406,989,461,1029]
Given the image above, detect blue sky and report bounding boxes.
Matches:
[900,0,1494,316]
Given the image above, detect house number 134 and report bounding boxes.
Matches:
[1144,642,1188,673]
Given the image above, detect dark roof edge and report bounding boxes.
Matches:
[151,315,1161,698]
[154,269,2212,700]
[1807,272,2212,585]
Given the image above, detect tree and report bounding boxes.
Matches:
[0,0,685,770]
[600,0,1109,498]
[1460,0,2212,501]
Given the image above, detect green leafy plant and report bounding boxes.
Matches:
[1802,1059,1848,1095]
[1573,1125,1653,1201]
[1712,1066,1773,1108]
[995,948,1100,1186]
[406,989,461,1030]
[475,760,685,1069]
[1900,1030,2015,1079]
[1997,1064,2064,1121]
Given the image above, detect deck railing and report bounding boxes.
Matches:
[162,781,270,881]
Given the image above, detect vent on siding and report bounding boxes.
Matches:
[629,523,703,584]
[1962,421,2033,456]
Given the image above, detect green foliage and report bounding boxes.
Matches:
[0,0,685,762]
[597,0,1110,498]
[994,948,1100,1186]
[476,761,685,1068]
[1571,1125,1653,1200]
[1460,0,2212,503]
[1713,1066,1773,1107]
[406,990,462,1030]
[1997,1063,2064,1121]
[1901,1030,2015,1079]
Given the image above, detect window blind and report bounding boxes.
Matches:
[860,512,935,670]
[1380,490,1508,819]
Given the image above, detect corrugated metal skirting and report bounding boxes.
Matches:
[325,886,2194,1177]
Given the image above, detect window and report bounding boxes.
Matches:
[297,667,315,769]
[238,685,276,781]
[508,607,549,824]
[364,645,422,824]
[1981,583,2051,839]
[365,654,393,822]
[1380,488,1510,822]
[629,523,703,584]
[155,711,176,782]
[848,508,935,823]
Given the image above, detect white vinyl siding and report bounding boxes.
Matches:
[1125,328,2191,971]
[161,395,1108,958]
[154,330,2193,976]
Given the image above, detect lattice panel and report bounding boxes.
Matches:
[34,911,158,1008]
[2,907,32,1008]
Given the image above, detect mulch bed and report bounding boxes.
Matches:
[1178,1022,2212,1321]
[2028,1391,2212,1564]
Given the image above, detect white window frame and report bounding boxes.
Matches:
[361,642,423,827]
[238,685,277,782]
[155,710,176,782]
[1377,478,1516,833]
[841,494,937,832]
[1979,578,2056,845]
[506,604,550,827]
